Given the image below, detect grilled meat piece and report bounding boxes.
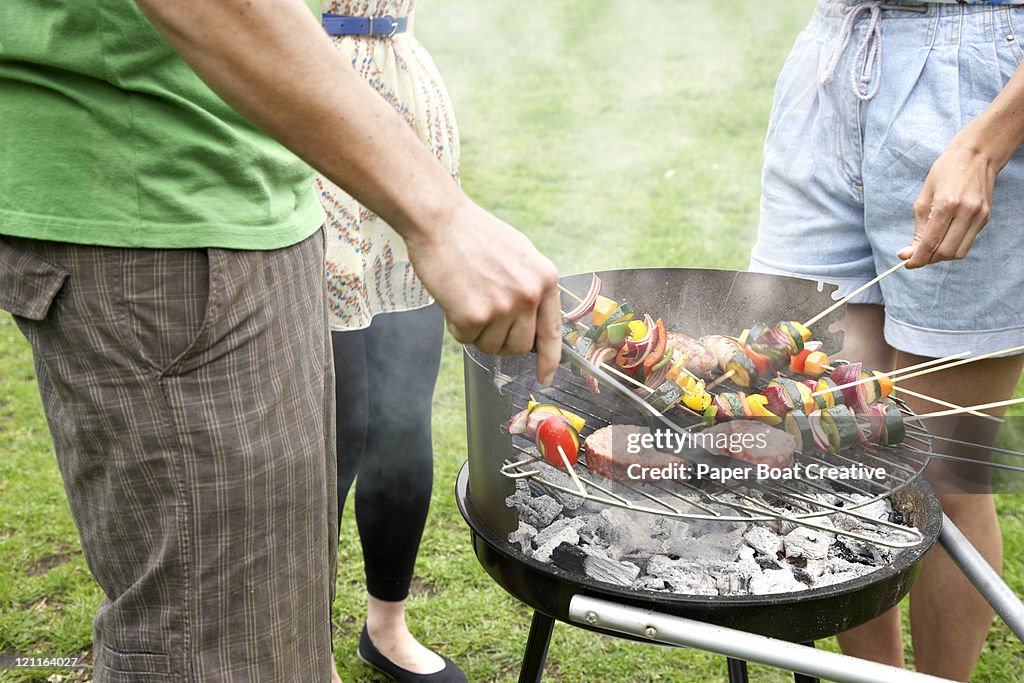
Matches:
[583,425,685,480]
[701,419,795,469]
[665,331,719,377]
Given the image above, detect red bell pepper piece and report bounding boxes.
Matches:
[790,348,812,374]
[642,319,667,375]
[742,346,771,375]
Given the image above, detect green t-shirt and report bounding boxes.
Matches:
[0,1,325,250]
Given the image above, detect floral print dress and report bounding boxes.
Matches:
[318,0,460,330]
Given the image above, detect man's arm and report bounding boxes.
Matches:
[898,61,1024,269]
[134,0,561,383]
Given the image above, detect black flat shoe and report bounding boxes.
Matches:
[357,624,468,682]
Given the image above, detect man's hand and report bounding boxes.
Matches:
[406,200,562,385]
[897,145,996,269]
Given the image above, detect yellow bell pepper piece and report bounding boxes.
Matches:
[666,352,689,381]
[526,400,586,433]
[627,320,648,340]
[790,321,813,342]
[803,351,829,376]
[683,389,711,412]
[873,370,895,397]
[591,296,619,327]
[675,373,697,392]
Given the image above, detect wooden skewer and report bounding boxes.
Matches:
[809,351,970,399]
[891,343,1024,384]
[909,396,1024,421]
[559,284,584,303]
[888,386,1003,424]
[706,369,735,390]
[886,351,973,378]
[557,445,587,496]
[802,260,908,329]
[819,362,1002,423]
[601,361,653,393]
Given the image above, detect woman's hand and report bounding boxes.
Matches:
[897,144,997,268]
[897,61,1024,269]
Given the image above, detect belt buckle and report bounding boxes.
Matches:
[373,15,399,37]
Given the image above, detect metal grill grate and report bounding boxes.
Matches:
[496,360,932,549]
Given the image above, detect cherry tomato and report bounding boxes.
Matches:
[535,415,580,467]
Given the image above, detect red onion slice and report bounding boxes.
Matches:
[505,408,530,435]
[585,345,619,394]
[645,362,670,389]
[623,314,654,354]
[808,410,830,453]
[562,273,602,323]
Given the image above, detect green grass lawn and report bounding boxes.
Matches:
[2,1,1024,681]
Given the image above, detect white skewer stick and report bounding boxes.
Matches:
[802,260,908,329]
[601,361,652,393]
[893,386,1004,424]
[706,369,735,390]
[909,396,1024,420]
[891,343,1024,384]
[886,351,973,378]
[819,362,1001,423]
[559,283,584,303]
[810,351,971,398]
[557,445,587,496]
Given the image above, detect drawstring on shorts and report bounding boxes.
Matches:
[821,1,886,100]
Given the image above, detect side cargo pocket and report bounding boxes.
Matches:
[0,236,69,321]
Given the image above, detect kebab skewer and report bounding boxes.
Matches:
[560,274,1010,423]
[559,275,975,428]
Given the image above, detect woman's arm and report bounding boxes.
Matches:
[898,61,1024,269]
[134,0,562,383]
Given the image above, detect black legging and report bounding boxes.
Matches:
[332,303,444,602]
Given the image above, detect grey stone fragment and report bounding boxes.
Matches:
[508,521,537,552]
[529,468,588,510]
[791,567,814,587]
[783,527,831,561]
[716,572,751,596]
[576,514,611,549]
[829,538,874,565]
[802,559,827,579]
[645,555,717,595]
[506,489,563,528]
[737,544,756,562]
[743,525,783,558]
[633,575,669,592]
[532,525,580,563]
[532,516,586,549]
[748,568,808,595]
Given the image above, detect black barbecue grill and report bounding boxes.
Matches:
[459,268,952,682]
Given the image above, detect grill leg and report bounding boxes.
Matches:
[520,610,555,683]
[793,642,820,683]
[726,657,750,683]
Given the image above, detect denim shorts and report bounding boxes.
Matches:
[750,0,1024,357]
